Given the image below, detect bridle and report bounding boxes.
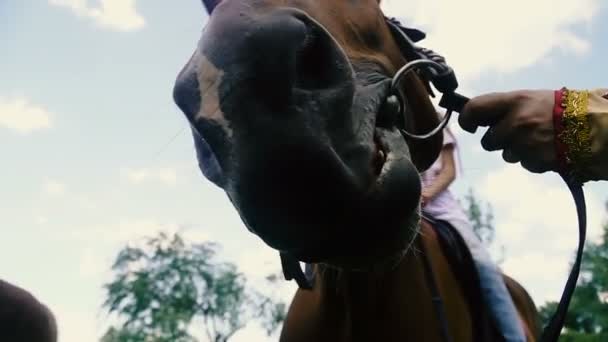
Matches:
[383,17,588,342]
[198,2,587,341]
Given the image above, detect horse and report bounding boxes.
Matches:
[0,279,57,342]
[173,0,542,340]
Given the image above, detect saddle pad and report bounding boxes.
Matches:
[425,217,498,342]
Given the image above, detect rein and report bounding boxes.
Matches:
[387,17,587,342]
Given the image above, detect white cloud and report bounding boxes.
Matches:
[479,166,603,240]
[43,180,67,196]
[36,217,49,225]
[158,168,178,185]
[121,167,178,186]
[72,219,210,245]
[381,0,602,81]
[49,0,145,32]
[51,306,106,342]
[78,247,112,280]
[477,165,604,304]
[0,96,52,134]
[501,252,570,304]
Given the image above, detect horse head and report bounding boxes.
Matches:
[173,0,443,270]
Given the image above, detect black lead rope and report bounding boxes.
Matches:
[439,91,588,342]
[438,93,587,342]
[540,175,586,341]
[389,18,589,340]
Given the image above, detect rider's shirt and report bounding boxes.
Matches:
[420,129,469,226]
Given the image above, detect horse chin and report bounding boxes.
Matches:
[326,210,422,271]
[283,127,422,269]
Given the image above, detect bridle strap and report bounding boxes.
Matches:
[280,252,313,290]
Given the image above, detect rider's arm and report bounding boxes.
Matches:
[584,89,608,181]
[423,145,456,200]
[459,88,608,182]
[558,88,608,181]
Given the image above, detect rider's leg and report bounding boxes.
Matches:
[449,219,526,342]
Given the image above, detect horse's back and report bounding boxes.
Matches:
[427,218,541,341]
[503,274,542,341]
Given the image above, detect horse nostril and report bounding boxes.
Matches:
[293,24,349,91]
[248,13,308,76]
[246,13,308,108]
[248,10,351,94]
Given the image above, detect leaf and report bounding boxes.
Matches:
[101,230,287,341]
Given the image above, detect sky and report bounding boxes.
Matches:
[1,0,608,341]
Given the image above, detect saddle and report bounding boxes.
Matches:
[421,217,502,342]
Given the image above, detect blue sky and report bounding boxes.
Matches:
[1,1,608,341]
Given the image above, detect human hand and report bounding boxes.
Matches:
[458,90,556,173]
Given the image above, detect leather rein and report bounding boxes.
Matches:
[382,17,588,342]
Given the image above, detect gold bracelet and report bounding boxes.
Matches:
[557,89,592,182]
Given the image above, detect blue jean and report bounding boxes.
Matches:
[449,218,527,342]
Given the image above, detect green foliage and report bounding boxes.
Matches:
[556,332,608,342]
[463,188,496,247]
[101,232,286,342]
[100,327,150,342]
[538,201,608,340]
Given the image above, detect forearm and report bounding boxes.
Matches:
[586,89,608,181]
[560,88,608,181]
[424,171,455,199]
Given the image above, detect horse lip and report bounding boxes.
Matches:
[374,128,398,177]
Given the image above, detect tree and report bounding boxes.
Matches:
[462,188,496,247]
[538,201,608,340]
[101,232,285,342]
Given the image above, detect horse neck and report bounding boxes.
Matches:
[314,223,472,341]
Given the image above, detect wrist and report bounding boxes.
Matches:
[553,87,593,183]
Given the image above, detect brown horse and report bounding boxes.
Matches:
[0,279,57,342]
[173,0,541,340]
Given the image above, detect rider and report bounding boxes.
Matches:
[459,88,608,182]
[420,124,527,342]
